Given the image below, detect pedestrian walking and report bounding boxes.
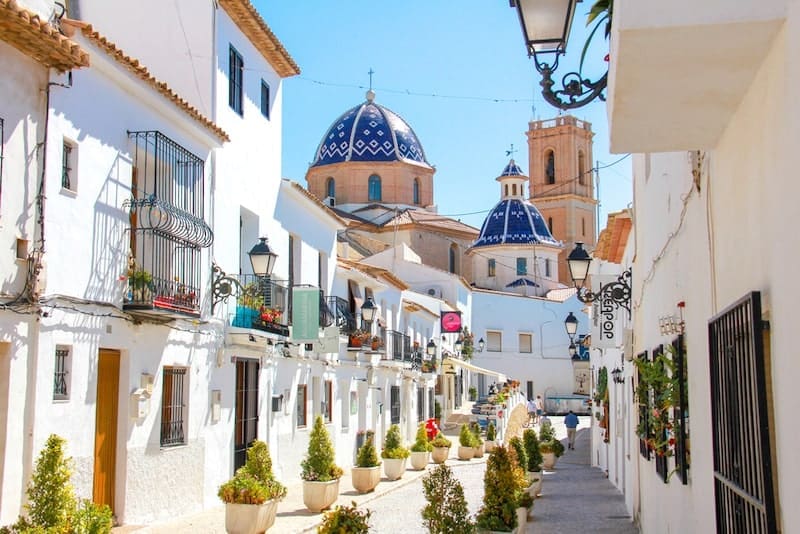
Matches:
[534,395,544,424]
[564,410,579,449]
[527,397,536,426]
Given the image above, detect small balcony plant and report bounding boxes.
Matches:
[348,329,371,348]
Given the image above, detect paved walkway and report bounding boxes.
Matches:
[114,416,638,533]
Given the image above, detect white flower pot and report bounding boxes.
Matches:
[351,465,381,493]
[542,451,556,469]
[224,500,278,534]
[302,479,339,513]
[431,446,450,464]
[484,440,497,453]
[409,450,430,470]
[473,443,485,458]
[383,457,407,480]
[457,445,475,460]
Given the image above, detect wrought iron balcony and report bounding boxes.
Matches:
[384,330,417,367]
[231,275,290,337]
[326,296,356,334]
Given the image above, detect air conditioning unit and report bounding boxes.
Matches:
[323,196,335,207]
[425,286,443,298]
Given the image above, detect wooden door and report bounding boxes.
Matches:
[233,359,259,471]
[93,349,120,511]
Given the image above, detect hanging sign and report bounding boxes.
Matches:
[291,287,320,342]
[591,275,622,348]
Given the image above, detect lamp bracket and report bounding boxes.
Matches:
[211,262,243,313]
[576,268,632,318]
[533,49,607,110]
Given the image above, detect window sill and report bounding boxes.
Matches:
[160,443,189,451]
[60,187,77,197]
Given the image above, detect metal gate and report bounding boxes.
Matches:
[709,291,776,533]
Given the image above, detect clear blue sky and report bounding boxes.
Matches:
[260,1,631,231]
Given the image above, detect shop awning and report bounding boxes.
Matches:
[443,358,507,382]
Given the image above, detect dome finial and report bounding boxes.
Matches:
[366,89,375,103]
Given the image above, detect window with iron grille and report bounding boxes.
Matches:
[417,388,424,422]
[709,291,776,534]
[652,345,669,482]
[260,80,270,119]
[428,389,434,419]
[296,384,307,427]
[53,346,70,400]
[160,367,187,447]
[229,45,243,115]
[234,359,259,471]
[62,140,75,191]
[672,335,689,485]
[390,385,400,425]
[322,380,333,424]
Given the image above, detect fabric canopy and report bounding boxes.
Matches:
[443,357,507,382]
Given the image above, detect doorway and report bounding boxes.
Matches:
[93,349,120,512]
[234,358,259,472]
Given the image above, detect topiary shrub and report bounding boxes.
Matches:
[219,440,287,504]
[356,435,381,468]
[486,422,496,442]
[421,464,476,534]
[318,501,372,534]
[522,428,543,472]
[381,424,410,459]
[469,422,483,446]
[301,415,343,482]
[539,421,565,458]
[411,422,434,453]
[459,424,477,447]
[431,434,452,448]
[475,446,523,532]
[508,436,527,472]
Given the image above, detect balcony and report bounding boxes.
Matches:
[231,275,290,337]
[123,131,211,320]
[382,330,421,370]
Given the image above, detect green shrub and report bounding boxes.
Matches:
[381,424,410,459]
[508,436,527,472]
[459,424,477,447]
[434,400,442,420]
[421,464,476,534]
[468,386,477,401]
[522,428,543,472]
[317,501,372,534]
[469,422,483,446]
[539,420,555,442]
[475,446,521,532]
[538,422,565,458]
[301,416,343,482]
[431,434,452,448]
[356,436,380,468]
[219,440,286,504]
[410,423,433,453]
[486,422,496,442]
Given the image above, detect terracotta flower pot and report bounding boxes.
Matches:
[302,479,339,513]
[409,450,430,470]
[224,500,278,534]
[431,446,450,464]
[473,443,485,458]
[351,465,381,494]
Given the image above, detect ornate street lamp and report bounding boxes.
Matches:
[248,237,278,278]
[454,337,463,355]
[567,242,632,317]
[426,339,437,357]
[361,296,377,327]
[510,0,608,110]
[212,237,278,312]
[478,338,486,352]
[564,311,579,341]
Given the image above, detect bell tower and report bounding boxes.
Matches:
[527,116,598,284]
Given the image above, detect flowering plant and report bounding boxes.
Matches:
[259,307,282,323]
[349,329,372,343]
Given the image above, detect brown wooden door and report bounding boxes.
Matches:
[93,349,120,511]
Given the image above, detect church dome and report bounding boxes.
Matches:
[311,90,431,168]
[471,160,560,249]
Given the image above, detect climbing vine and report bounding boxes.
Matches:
[634,344,683,456]
[594,367,608,405]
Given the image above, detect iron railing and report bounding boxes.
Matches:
[233,359,259,472]
[231,275,290,336]
[637,350,651,460]
[386,330,413,363]
[53,347,69,400]
[326,296,356,334]
[652,345,669,482]
[161,367,186,447]
[709,291,776,534]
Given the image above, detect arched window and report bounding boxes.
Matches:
[512,184,517,196]
[545,150,555,184]
[368,174,382,201]
[326,177,335,199]
[578,151,586,186]
[449,244,458,274]
[413,178,420,204]
[548,217,553,233]
[504,184,509,196]
[582,217,586,236]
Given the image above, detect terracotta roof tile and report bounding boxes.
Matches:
[218,0,299,78]
[595,210,632,264]
[63,21,229,143]
[0,0,89,71]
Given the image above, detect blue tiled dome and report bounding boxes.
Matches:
[472,198,561,248]
[311,90,431,168]
[500,160,525,176]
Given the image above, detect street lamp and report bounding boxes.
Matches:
[478,338,485,352]
[510,0,608,110]
[567,242,632,317]
[248,237,278,278]
[454,337,463,355]
[569,342,578,359]
[211,236,279,312]
[564,311,578,341]
[361,296,377,327]
[426,339,437,357]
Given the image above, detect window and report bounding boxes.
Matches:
[487,331,502,352]
[15,238,28,260]
[488,259,496,277]
[512,184,517,196]
[545,258,552,278]
[296,384,308,427]
[578,151,586,185]
[62,140,75,191]
[390,385,400,425]
[545,150,555,184]
[260,80,270,119]
[449,244,458,274]
[229,45,243,115]
[160,367,187,447]
[322,380,333,423]
[326,177,335,199]
[417,388,424,422]
[413,178,420,204]
[53,346,70,400]
[548,217,553,233]
[340,381,351,429]
[516,257,527,276]
[582,217,586,237]
[519,333,533,353]
[368,174,381,201]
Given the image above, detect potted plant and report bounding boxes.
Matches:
[370,335,384,351]
[348,329,371,348]
[351,435,381,494]
[410,422,433,470]
[508,436,527,478]
[470,422,485,458]
[539,421,565,469]
[522,428,544,497]
[218,440,286,534]
[421,463,476,534]
[475,445,526,533]
[485,421,498,453]
[457,424,476,461]
[128,265,154,302]
[434,400,442,427]
[468,385,478,401]
[300,415,343,512]
[318,501,373,534]
[430,433,452,464]
[381,424,410,480]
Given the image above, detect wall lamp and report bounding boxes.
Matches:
[510,0,608,110]
[567,242,632,318]
[611,364,625,384]
[477,337,485,352]
[361,296,377,327]
[211,237,277,313]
